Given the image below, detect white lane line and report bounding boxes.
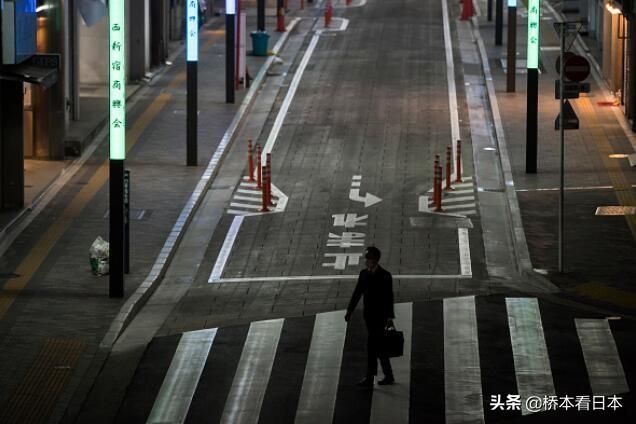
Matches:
[147,328,217,424]
[232,195,262,203]
[442,196,475,204]
[575,319,629,395]
[444,296,484,424]
[351,181,361,187]
[506,298,555,415]
[261,33,320,162]
[516,184,636,192]
[458,228,472,276]
[441,0,462,178]
[229,202,262,210]
[352,175,362,180]
[295,311,347,423]
[447,188,474,195]
[210,274,472,283]
[227,209,253,216]
[237,188,260,195]
[443,203,477,211]
[209,216,244,282]
[239,181,258,188]
[418,195,430,212]
[370,302,412,424]
[221,319,284,424]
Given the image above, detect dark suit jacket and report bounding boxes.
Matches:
[347,265,395,325]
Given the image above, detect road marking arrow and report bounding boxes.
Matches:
[349,188,382,207]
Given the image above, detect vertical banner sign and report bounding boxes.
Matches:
[527,0,540,69]
[187,0,198,62]
[109,0,125,160]
[508,0,516,5]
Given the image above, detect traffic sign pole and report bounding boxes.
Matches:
[558,22,565,273]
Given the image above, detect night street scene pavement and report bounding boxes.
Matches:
[0,0,635,423]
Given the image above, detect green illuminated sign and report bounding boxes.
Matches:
[527,0,540,69]
[109,0,126,160]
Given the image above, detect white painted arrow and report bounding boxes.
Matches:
[349,188,382,208]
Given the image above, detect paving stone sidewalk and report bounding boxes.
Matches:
[0,11,285,424]
[473,0,636,313]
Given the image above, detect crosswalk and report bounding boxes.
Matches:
[118,296,633,424]
[421,176,477,216]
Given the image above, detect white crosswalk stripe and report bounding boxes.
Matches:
[131,297,632,424]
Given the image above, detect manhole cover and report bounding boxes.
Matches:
[595,206,636,216]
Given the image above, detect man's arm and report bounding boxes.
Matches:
[345,272,364,321]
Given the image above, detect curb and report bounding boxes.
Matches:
[469,16,558,293]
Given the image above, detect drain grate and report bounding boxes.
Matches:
[595,206,636,216]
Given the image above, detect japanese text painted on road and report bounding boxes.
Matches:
[187,0,198,61]
[109,0,126,160]
[527,0,540,69]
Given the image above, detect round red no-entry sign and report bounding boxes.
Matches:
[563,55,591,82]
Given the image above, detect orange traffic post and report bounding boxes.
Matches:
[256,144,262,189]
[248,139,255,182]
[460,0,473,21]
[301,0,304,10]
[346,0,352,5]
[261,165,270,212]
[435,165,444,212]
[445,146,452,191]
[455,140,463,183]
[277,7,285,32]
[325,0,332,28]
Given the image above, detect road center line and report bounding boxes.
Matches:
[209,216,244,282]
[441,0,461,176]
[458,228,472,276]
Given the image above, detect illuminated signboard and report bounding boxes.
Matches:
[187,0,198,61]
[527,0,540,69]
[508,0,517,6]
[109,0,126,160]
[226,0,235,15]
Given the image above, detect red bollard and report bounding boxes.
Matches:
[277,7,285,32]
[456,140,463,183]
[248,139,255,182]
[346,0,352,5]
[445,146,452,191]
[435,165,444,212]
[256,144,262,189]
[460,0,473,21]
[301,0,304,10]
[325,0,332,28]
[261,165,270,212]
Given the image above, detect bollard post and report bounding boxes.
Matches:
[256,144,262,189]
[248,139,254,182]
[277,2,285,32]
[266,153,274,206]
[435,165,444,212]
[433,155,440,209]
[261,165,270,212]
[346,0,352,5]
[301,0,304,9]
[461,0,473,20]
[445,146,452,190]
[325,0,332,28]
[455,140,463,183]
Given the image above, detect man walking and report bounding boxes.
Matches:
[345,246,395,386]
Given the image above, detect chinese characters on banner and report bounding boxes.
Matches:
[109,0,126,160]
[527,0,540,69]
[187,0,198,62]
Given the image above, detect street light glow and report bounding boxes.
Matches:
[187,0,198,61]
[109,0,126,160]
[526,0,540,69]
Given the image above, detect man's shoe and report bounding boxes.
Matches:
[377,376,395,385]
[356,377,374,387]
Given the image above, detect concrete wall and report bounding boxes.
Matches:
[78,13,108,85]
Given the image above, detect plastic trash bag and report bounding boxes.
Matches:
[89,236,110,275]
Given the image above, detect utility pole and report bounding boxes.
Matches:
[109,0,126,297]
[257,0,265,31]
[226,0,236,103]
[525,0,540,174]
[186,0,198,166]
[506,0,517,92]
[495,0,504,45]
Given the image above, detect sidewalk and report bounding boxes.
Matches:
[472,0,636,314]
[0,10,286,424]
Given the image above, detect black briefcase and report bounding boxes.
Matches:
[380,328,404,358]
